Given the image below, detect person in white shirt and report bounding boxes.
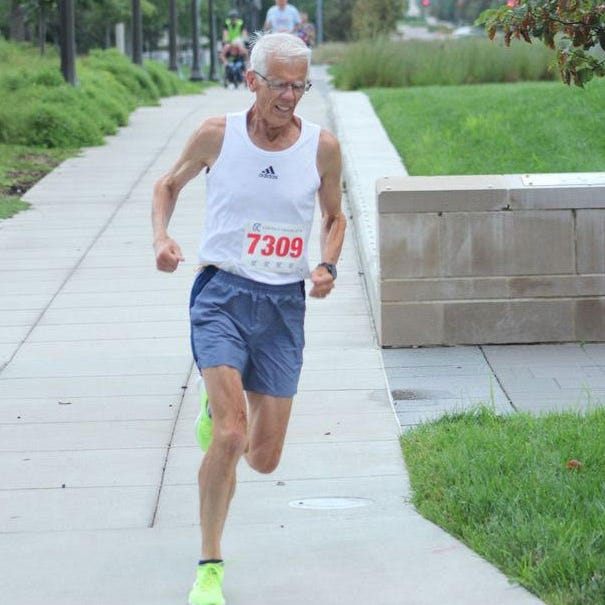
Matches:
[263,0,302,34]
[152,32,345,605]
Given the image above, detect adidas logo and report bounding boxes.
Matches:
[258,165,278,179]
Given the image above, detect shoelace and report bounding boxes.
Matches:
[199,565,221,591]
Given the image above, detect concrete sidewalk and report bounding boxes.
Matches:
[0,72,547,604]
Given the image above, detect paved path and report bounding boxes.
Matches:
[0,71,555,604]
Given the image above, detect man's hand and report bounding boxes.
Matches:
[154,236,185,272]
[309,265,335,298]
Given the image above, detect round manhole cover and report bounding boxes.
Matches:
[289,497,373,510]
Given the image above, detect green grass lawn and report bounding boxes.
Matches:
[401,406,605,605]
[367,79,605,175]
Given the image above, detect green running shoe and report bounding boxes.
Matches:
[195,387,213,452]
[188,562,225,605]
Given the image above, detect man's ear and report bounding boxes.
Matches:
[246,70,256,91]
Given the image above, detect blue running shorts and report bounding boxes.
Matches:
[189,266,306,398]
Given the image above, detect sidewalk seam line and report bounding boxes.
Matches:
[149,362,195,528]
[478,346,516,411]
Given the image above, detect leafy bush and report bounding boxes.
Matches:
[0,43,202,150]
[0,81,124,148]
[83,49,161,105]
[352,0,404,40]
[31,66,65,88]
[332,36,557,90]
[22,104,104,148]
[41,85,116,137]
[0,40,206,221]
[79,71,131,127]
[144,59,179,97]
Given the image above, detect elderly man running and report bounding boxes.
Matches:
[152,32,346,605]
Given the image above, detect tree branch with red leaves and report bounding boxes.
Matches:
[476,0,605,86]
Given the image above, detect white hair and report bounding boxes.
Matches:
[249,32,311,75]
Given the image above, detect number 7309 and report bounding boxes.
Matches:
[247,233,304,258]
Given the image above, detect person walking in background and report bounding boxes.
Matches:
[263,0,302,34]
[298,12,316,47]
[152,32,346,605]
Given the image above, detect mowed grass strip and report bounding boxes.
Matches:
[0,144,74,220]
[367,79,605,175]
[401,406,605,605]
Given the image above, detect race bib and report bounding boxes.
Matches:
[241,221,306,274]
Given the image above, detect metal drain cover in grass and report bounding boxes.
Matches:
[289,497,373,510]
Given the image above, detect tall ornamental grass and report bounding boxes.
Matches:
[332,36,557,90]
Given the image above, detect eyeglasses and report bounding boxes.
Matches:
[254,71,312,95]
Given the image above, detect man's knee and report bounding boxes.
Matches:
[246,446,283,474]
[214,426,248,458]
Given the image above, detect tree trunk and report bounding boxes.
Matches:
[9,2,27,41]
[39,4,47,55]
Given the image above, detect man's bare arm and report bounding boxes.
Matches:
[309,129,346,298]
[152,117,225,272]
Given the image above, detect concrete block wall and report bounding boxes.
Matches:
[378,173,605,347]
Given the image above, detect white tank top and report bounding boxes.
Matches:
[198,110,321,285]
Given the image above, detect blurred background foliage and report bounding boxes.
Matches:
[0,0,504,51]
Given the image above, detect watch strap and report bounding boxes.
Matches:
[318,262,337,279]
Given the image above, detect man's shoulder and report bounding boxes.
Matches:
[318,128,340,152]
[199,116,227,136]
[316,128,341,173]
[192,116,227,152]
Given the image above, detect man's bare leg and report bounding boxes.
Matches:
[245,392,293,474]
[198,365,248,560]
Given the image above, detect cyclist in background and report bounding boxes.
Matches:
[223,9,248,46]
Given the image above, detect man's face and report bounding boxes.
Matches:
[276,0,287,8]
[248,58,308,127]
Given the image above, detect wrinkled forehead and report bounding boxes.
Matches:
[265,56,309,80]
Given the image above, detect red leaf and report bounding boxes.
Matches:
[566,459,584,470]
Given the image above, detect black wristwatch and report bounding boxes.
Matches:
[318,262,337,280]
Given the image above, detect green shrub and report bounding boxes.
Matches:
[0,65,64,93]
[39,85,116,137]
[0,104,21,144]
[84,49,161,105]
[144,59,179,97]
[0,85,106,148]
[22,103,104,148]
[352,0,404,40]
[0,40,206,153]
[31,66,65,88]
[0,70,28,93]
[79,70,131,127]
